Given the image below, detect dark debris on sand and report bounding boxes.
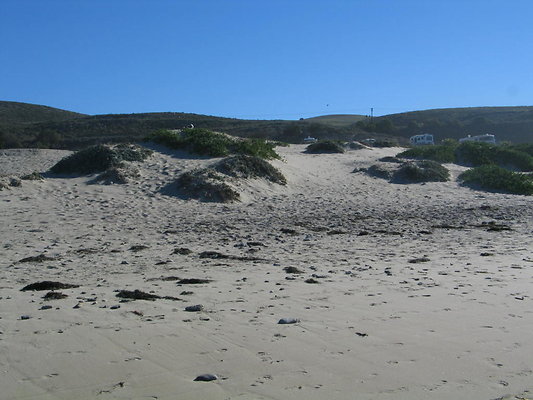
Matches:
[116,289,181,301]
[177,278,211,285]
[284,266,304,274]
[199,251,265,261]
[18,254,57,263]
[43,291,68,300]
[21,281,79,291]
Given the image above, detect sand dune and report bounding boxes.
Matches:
[0,145,532,399]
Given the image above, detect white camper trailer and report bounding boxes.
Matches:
[459,134,496,144]
[409,134,434,146]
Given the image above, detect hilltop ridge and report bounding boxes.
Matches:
[1,101,532,149]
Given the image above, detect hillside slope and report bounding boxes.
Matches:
[375,106,533,143]
[0,101,86,125]
[304,114,367,127]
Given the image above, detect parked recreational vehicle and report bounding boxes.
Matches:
[459,134,496,144]
[303,136,317,143]
[409,134,434,145]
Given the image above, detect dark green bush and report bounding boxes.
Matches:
[397,143,457,163]
[21,172,44,180]
[455,142,494,166]
[232,138,279,159]
[50,144,151,174]
[305,140,345,153]
[146,128,279,159]
[399,141,533,172]
[455,142,533,171]
[459,165,533,195]
[215,155,287,184]
[176,169,240,202]
[364,164,395,180]
[373,139,399,148]
[392,160,449,183]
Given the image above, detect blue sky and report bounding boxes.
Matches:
[1,0,532,118]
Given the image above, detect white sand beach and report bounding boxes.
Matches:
[1,145,532,400]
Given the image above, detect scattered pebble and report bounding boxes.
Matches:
[185,304,204,312]
[278,318,299,324]
[194,374,217,382]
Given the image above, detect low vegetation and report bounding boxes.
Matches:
[215,155,287,184]
[305,140,345,153]
[174,155,286,202]
[361,160,449,183]
[50,144,152,174]
[459,165,533,195]
[91,165,141,185]
[398,142,456,163]
[398,141,533,172]
[392,160,450,183]
[176,169,240,203]
[146,128,280,159]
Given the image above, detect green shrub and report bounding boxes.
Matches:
[399,141,533,172]
[50,144,151,174]
[232,138,279,159]
[176,168,239,202]
[459,165,533,195]
[398,143,457,163]
[364,164,395,180]
[373,139,399,148]
[305,140,345,153]
[455,142,494,166]
[455,142,533,171]
[21,172,44,180]
[508,143,533,157]
[146,128,279,159]
[215,155,287,184]
[392,160,449,183]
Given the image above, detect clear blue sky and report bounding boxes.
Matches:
[2,0,532,119]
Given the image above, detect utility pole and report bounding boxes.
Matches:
[370,107,374,122]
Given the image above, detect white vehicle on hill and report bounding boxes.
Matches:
[303,136,318,143]
[459,134,496,144]
[409,134,434,146]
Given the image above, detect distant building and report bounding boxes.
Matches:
[409,134,434,146]
[459,134,496,144]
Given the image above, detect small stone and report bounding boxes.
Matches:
[185,305,204,312]
[110,305,121,310]
[40,305,53,310]
[20,315,31,320]
[278,318,299,324]
[194,374,217,382]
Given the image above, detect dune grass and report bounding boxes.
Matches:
[146,128,280,159]
[50,144,152,174]
[305,140,345,153]
[398,141,533,172]
[392,160,449,183]
[215,155,287,185]
[459,165,533,195]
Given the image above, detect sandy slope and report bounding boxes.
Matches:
[0,145,532,400]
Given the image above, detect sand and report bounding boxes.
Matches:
[0,144,532,400]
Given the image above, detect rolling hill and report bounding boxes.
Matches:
[371,106,533,143]
[304,114,367,127]
[0,102,367,149]
[1,101,532,149]
[0,101,86,125]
